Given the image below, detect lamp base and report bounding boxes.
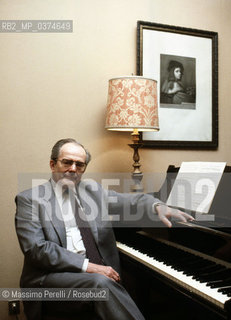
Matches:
[128,141,144,193]
[131,172,144,192]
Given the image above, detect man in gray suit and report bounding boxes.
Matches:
[15,138,193,320]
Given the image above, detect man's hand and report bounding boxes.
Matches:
[86,263,120,282]
[156,204,194,228]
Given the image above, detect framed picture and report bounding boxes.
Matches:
[137,21,218,149]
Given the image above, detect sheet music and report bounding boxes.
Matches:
[166,162,226,214]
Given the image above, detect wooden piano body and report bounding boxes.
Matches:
[114,165,231,320]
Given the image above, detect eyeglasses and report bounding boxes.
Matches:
[57,159,87,172]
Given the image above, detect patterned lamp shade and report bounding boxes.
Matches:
[105,76,159,131]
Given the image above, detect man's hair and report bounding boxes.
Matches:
[50,138,91,164]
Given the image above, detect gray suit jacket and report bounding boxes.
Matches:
[15,179,158,289]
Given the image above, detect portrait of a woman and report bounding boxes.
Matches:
[160,58,196,108]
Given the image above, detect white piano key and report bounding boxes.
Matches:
[117,241,230,309]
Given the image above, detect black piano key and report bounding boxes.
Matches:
[218,286,231,295]
[182,259,213,275]
[164,256,198,268]
[192,261,216,272]
[194,264,226,280]
[207,276,231,288]
[172,256,202,269]
[198,268,231,283]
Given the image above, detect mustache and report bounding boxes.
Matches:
[53,172,80,180]
[63,172,80,179]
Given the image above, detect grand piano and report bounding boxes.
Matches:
[114,165,231,320]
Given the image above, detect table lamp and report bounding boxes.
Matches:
[105,76,159,192]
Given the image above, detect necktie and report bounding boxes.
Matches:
[70,190,104,265]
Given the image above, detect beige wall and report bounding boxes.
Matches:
[0,0,231,318]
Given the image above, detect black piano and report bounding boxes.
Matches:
[114,165,231,320]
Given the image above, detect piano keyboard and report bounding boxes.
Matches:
[116,235,231,310]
